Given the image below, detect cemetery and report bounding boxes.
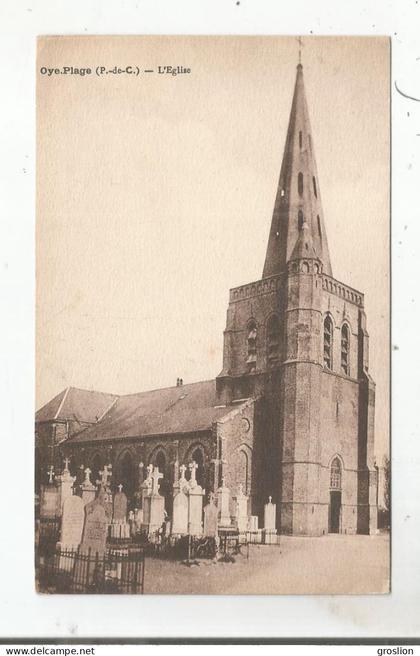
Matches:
[36,457,282,594]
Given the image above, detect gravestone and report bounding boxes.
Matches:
[142,466,165,534]
[187,462,204,536]
[217,478,231,527]
[57,494,85,571]
[203,493,218,537]
[56,459,76,511]
[81,500,108,555]
[264,496,277,543]
[81,468,96,506]
[40,484,60,518]
[264,496,276,531]
[96,465,113,521]
[248,515,258,531]
[234,484,249,532]
[113,485,128,523]
[171,488,188,535]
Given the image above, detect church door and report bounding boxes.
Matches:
[329,491,341,533]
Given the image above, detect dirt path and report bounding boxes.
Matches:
[143,534,390,595]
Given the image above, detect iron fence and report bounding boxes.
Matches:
[37,545,145,594]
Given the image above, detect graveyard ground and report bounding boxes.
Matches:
[143,533,390,594]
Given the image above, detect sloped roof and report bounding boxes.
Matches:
[67,379,240,443]
[35,387,118,424]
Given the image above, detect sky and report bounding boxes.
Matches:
[36,35,389,460]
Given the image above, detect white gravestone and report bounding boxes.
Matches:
[81,468,96,506]
[56,459,76,511]
[264,496,277,543]
[57,494,85,571]
[142,466,165,534]
[172,488,189,535]
[187,462,205,536]
[203,493,218,537]
[234,484,249,532]
[264,496,276,531]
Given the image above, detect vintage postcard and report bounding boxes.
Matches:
[35,35,390,595]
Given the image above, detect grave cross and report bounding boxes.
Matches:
[99,464,112,487]
[268,496,272,504]
[151,466,163,495]
[63,457,70,471]
[47,466,54,484]
[179,464,187,480]
[189,461,198,487]
[118,483,123,493]
[83,467,92,484]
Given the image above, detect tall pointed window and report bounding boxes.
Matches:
[317,214,322,238]
[312,176,318,198]
[246,320,257,372]
[267,315,280,364]
[341,324,350,375]
[298,172,304,196]
[330,458,342,490]
[299,131,303,148]
[323,315,333,370]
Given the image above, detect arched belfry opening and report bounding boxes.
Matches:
[329,457,342,533]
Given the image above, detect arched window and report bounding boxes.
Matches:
[313,176,318,198]
[298,209,304,229]
[267,315,280,364]
[120,451,135,498]
[317,214,322,238]
[330,458,342,490]
[298,172,304,196]
[341,324,350,375]
[246,320,257,372]
[323,315,333,370]
[191,447,205,488]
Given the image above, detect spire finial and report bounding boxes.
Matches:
[297,36,303,66]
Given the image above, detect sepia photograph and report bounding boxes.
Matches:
[35,35,390,595]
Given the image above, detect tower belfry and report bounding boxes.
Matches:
[263,63,332,278]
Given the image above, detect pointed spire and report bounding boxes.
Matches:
[262,63,332,278]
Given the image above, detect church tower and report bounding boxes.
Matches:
[217,61,378,536]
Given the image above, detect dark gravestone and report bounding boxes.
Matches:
[74,500,108,588]
[204,500,218,537]
[81,500,108,554]
[113,490,128,523]
[97,485,113,522]
[40,484,60,518]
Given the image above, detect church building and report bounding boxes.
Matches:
[35,63,378,536]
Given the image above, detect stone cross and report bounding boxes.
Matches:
[99,464,112,487]
[151,466,163,495]
[189,461,198,487]
[179,464,187,480]
[118,483,123,493]
[268,496,272,504]
[83,468,92,484]
[48,466,54,484]
[63,457,70,472]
